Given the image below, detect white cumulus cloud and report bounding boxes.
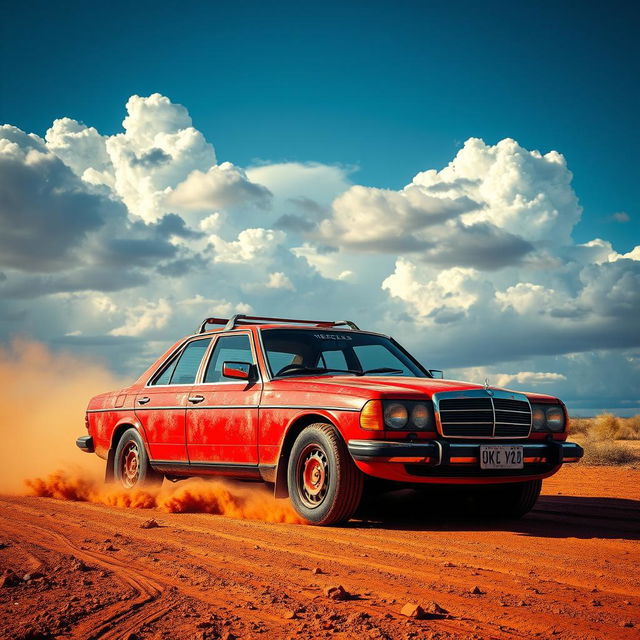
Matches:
[167,162,271,213]
[109,298,173,337]
[382,259,481,322]
[0,93,638,413]
[412,137,581,245]
[266,272,295,290]
[493,371,567,387]
[210,228,286,264]
[45,117,114,187]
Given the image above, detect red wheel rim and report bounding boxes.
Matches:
[297,444,329,508]
[120,441,140,489]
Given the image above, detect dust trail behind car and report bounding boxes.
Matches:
[0,339,303,524]
[0,339,116,492]
[26,470,304,523]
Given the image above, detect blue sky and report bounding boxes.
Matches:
[0,1,638,414]
[1,0,638,249]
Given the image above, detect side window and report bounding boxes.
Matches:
[153,338,211,386]
[204,335,254,383]
[353,344,410,375]
[153,354,179,385]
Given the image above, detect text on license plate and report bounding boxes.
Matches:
[479,445,523,469]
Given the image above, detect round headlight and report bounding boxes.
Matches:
[532,406,546,430]
[546,406,565,432]
[411,403,430,429]
[384,402,409,429]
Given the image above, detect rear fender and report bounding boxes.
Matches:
[105,417,151,483]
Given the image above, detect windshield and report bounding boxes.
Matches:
[261,329,429,378]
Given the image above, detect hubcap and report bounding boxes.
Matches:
[297,444,329,508]
[120,441,140,489]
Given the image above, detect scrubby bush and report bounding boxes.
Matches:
[568,413,640,440]
[588,413,619,440]
[582,439,639,465]
[568,417,591,436]
[617,415,640,440]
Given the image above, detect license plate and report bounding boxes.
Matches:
[479,445,523,469]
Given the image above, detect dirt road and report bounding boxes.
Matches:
[1,464,638,640]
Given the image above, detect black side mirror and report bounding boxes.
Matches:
[429,369,444,379]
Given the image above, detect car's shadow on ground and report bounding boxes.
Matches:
[348,488,640,541]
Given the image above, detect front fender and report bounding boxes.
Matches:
[270,408,361,498]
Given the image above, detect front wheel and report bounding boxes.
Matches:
[287,424,363,525]
[113,428,163,489]
[471,479,542,518]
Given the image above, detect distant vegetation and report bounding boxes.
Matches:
[569,413,640,440]
[569,414,640,465]
[581,440,639,466]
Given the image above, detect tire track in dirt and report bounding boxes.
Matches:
[0,498,632,637]
[35,527,170,640]
[5,488,640,628]
[1,465,638,640]
[0,498,528,640]
[172,503,639,603]
[2,536,45,576]
[0,501,341,639]
[0,513,170,640]
[0,498,549,630]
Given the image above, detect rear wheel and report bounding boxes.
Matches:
[114,428,163,489]
[287,423,363,525]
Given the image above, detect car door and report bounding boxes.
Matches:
[135,337,211,462]
[186,332,261,467]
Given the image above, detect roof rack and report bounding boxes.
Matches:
[197,314,360,334]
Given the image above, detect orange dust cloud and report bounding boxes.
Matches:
[26,470,305,524]
[0,339,124,492]
[3,339,304,524]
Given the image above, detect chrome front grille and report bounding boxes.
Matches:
[434,390,532,439]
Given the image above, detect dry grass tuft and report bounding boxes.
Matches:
[567,417,591,436]
[616,415,640,440]
[582,439,639,466]
[568,413,640,466]
[568,413,640,441]
[589,413,619,440]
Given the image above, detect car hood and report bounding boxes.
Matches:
[276,375,558,402]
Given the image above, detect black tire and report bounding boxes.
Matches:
[357,476,398,510]
[113,428,163,490]
[507,479,542,517]
[287,423,363,525]
[470,479,542,518]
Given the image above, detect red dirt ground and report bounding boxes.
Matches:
[1,464,638,640]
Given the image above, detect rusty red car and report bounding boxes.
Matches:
[77,315,583,524]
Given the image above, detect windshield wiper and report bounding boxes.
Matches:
[275,366,362,378]
[360,367,404,375]
[275,365,405,378]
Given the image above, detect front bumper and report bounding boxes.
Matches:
[76,435,95,453]
[348,439,583,468]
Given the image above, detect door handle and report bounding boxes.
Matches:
[137,396,150,405]
[188,395,205,404]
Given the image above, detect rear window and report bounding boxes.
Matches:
[151,338,212,385]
